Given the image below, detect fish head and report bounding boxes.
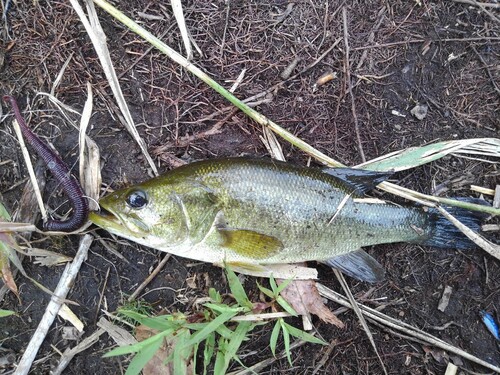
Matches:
[89,181,189,247]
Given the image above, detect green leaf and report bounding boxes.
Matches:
[356,139,500,172]
[183,310,238,348]
[281,322,327,345]
[269,320,281,357]
[125,336,163,375]
[173,329,192,375]
[204,302,243,315]
[280,319,292,366]
[203,332,216,375]
[0,309,16,318]
[269,275,279,294]
[118,309,181,331]
[220,321,254,373]
[276,296,298,317]
[0,202,11,221]
[208,287,222,303]
[215,324,234,340]
[275,277,293,295]
[225,264,252,309]
[256,283,275,299]
[213,339,227,375]
[104,330,172,357]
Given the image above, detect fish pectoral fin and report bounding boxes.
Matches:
[322,168,393,194]
[322,249,385,283]
[219,261,318,280]
[217,228,283,260]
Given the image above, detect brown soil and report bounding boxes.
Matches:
[0,1,499,374]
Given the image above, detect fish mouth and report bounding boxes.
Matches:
[89,206,149,237]
[89,207,125,232]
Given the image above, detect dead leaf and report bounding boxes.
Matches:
[135,325,194,375]
[0,250,18,298]
[278,278,345,328]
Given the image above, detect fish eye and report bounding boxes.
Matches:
[126,190,148,209]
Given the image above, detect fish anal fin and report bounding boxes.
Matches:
[322,168,393,194]
[323,249,385,283]
[218,228,283,259]
[220,261,318,280]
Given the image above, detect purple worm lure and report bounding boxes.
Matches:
[3,95,89,232]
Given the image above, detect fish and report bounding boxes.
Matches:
[89,158,483,282]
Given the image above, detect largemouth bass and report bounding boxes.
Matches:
[89,158,481,282]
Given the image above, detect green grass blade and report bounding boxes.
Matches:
[281,322,327,345]
[225,264,252,309]
[215,324,234,340]
[209,287,222,303]
[276,296,298,317]
[173,329,192,375]
[203,332,216,375]
[221,321,254,372]
[184,310,238,348]
[275,278,293,295]
[204,303,243,314]
[269,275,279,293]
[269,320,281,357]
[280,319,292,366]
[358,138,500,172]
[0,202,11,221]
[0,309,15,318]
[213,339,227,375]
[125,337,163,375]
[256,283,275,299]
[118,309,181,331]
[104,330,171,357]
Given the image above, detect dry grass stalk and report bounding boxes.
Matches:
[69,0,158,175]
[14,234,93,375]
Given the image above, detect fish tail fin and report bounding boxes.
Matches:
[421,198,488,250]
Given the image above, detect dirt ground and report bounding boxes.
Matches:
[1,1,499,374]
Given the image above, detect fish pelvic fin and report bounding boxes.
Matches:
[321,168,393,194]
[323,249,385,283]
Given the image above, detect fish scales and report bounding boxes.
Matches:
[190,159,429,263]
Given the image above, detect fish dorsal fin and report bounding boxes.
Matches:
[217,227,283,260]
[322,168,393,194]
[323,249,385,283]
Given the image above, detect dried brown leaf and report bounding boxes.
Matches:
[0,250,18,298]
[278,279,344,328]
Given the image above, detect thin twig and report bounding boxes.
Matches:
[228,340,307,375]
[128,254,171,301]
[334,270,387,375]
[52,328,105,375]
[343,7,365,162]
[15,234,93,375]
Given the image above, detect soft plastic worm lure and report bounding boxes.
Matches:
[3,95,88,232]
